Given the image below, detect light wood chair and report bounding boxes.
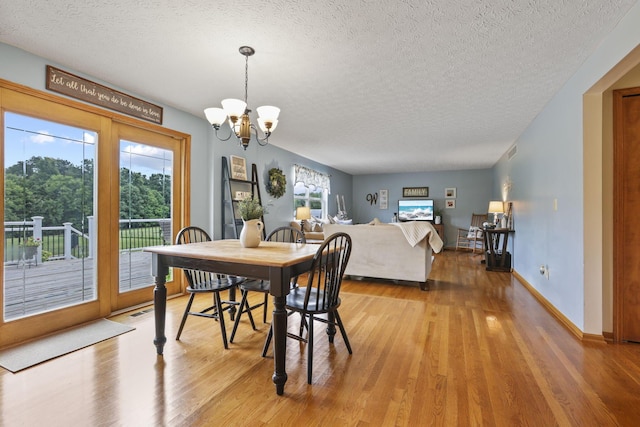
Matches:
[455,213,488,253]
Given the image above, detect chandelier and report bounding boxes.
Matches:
[204,46,280,150]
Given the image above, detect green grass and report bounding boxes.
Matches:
[5,226,166,260]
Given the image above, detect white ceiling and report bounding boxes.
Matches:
[0,1,637,175]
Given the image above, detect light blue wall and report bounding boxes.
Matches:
[352,170,493,246]
[0,43,214,230]
[209,135,352,240]
[492,1,640,334]
[0,43,353,240]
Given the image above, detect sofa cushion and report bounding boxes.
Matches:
[289,220,324,241]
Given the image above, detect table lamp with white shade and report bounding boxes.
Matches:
[296,206,311,236]
[488,201,504,226]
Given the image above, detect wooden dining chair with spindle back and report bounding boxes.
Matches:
[262,232,353,384]
[229,226,306,343]
[174,226,243,349]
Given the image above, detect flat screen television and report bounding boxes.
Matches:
[398,199,434,221]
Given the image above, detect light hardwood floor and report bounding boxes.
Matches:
[2,250,640,426]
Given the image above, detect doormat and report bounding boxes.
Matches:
[0,319,135,373]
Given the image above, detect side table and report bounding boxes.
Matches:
[483,228,513,272]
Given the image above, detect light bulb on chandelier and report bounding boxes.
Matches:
[204,46,280,150]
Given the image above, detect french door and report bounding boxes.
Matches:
[1,83,187,346]
[111,123,183,311]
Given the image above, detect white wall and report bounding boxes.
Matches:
[492,2,640,333]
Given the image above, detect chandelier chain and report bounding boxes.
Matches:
[244,55,249,105]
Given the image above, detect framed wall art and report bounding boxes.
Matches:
[230,155,247,180]
[445,187,456,198]
[379,189,388,209]
[446,199,456,209]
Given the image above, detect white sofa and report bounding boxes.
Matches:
[324,221,443,290]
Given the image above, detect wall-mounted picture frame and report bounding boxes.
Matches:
[445,187,457,198]
[402,186,429,197]
[379,189,388,209]
[446,199,456,209]
[230,155,247,180]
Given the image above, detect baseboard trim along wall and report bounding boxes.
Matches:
[512,270,606,344]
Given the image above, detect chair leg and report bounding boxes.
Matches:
[214,292,229,349]
[230,289,257,343]
[262,323,273,357]
[334,310,352,354]
[307,314,314,384]
[262,293,269,323]
[176,293,195,340]
[299,313,308,336]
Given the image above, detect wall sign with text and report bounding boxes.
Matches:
[402,187,429,197]
[46,66,163,124]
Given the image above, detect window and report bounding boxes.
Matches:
[293,181,326,218]
[293,165,330,219]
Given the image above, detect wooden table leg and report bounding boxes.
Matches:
[272,294,288,395]
[152,254,168,355]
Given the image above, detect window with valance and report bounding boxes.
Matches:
[293,165,330,219]
[294,164,331,193]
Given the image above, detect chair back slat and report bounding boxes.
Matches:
[470,214,488,228]
[266,226,306,243]
[304,232,352,312]
[175,226,219,288]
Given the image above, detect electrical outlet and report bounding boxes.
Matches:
[539,265,550,279]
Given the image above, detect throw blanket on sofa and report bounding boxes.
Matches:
[392,221,443,252]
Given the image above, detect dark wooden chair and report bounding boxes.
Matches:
[262,232,353,384]
[456,213,488,253]
[229,226,306,343]
[174,226,242,349]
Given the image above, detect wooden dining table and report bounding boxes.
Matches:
[145,239,319,395]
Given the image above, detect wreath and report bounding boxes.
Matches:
[266,168,287,198]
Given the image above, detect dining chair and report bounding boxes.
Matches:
[262,232,353,384]
[229,226,306,343]
[174,226,243,349]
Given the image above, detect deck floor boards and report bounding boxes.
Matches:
[3,251,153,319]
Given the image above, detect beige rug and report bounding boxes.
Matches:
[0,319,134,373]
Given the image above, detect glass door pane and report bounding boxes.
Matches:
[3,112,96,320]
[119,140,172,293]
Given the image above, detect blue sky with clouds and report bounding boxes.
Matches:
[5,112,172,177]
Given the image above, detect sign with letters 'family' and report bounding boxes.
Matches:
[46,65,163,124]
[402,187,429,197]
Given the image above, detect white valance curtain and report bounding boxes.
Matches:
[294,164,331,194]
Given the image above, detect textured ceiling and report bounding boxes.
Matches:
[0,1,637,174]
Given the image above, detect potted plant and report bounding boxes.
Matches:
[434,208,443,225]
[20,236,41,260]
[237,195,264,221]
[236,196,265,247]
